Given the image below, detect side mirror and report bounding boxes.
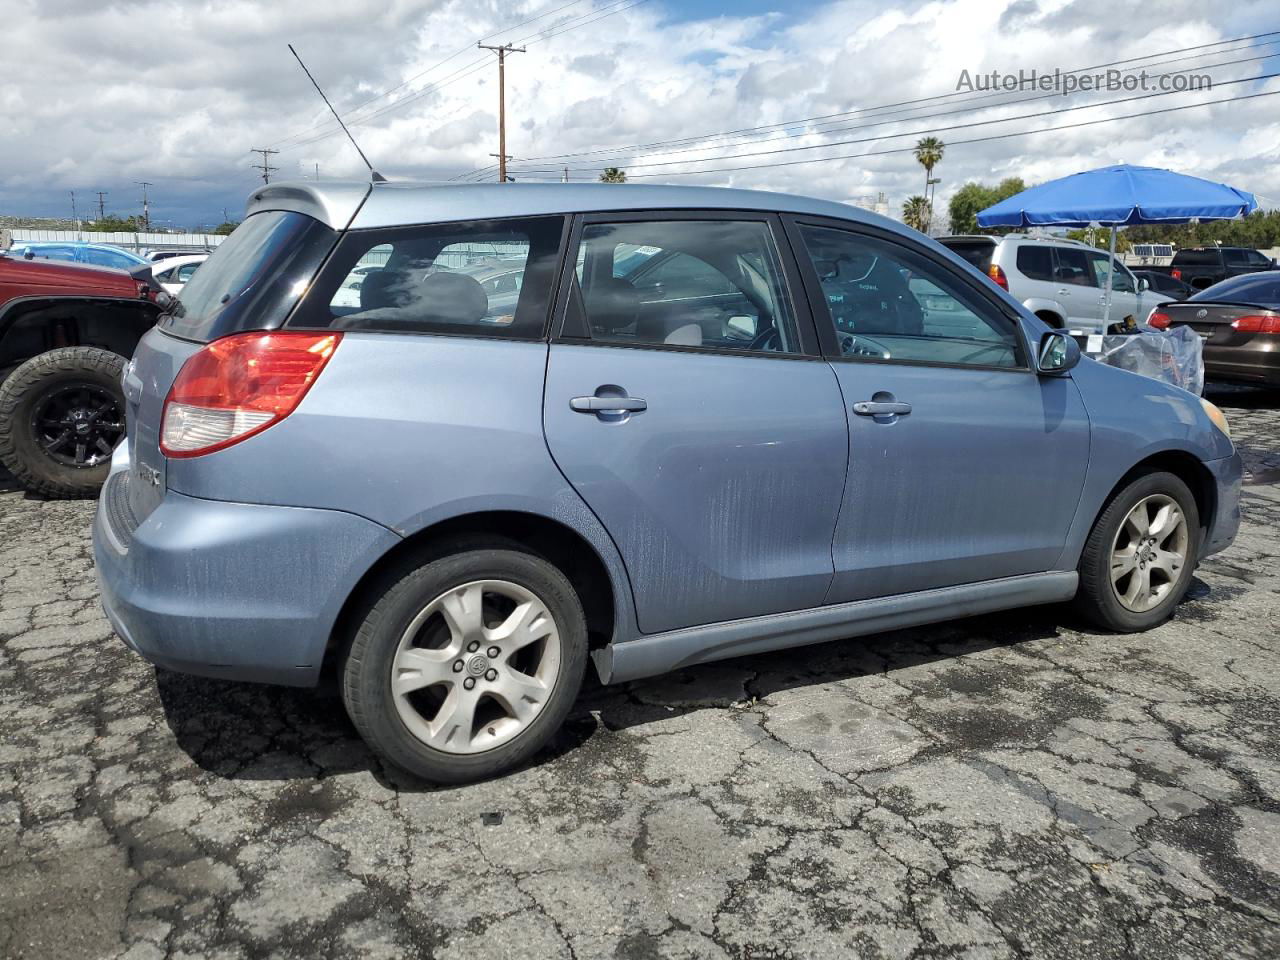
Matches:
[1137,277,1149,292]
[1037,329,1080,375]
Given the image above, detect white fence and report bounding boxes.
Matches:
[10,229,225,254]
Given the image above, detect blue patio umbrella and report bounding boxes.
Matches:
[976,164,1257,322]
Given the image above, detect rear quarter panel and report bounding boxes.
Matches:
[1056,356,1234,568]
[164,332,639,639]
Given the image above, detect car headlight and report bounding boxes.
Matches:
[1199,398,1231,439]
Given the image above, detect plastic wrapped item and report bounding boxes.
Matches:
[1088,325,1204,396]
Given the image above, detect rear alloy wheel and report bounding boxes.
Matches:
[1075,471,1200,631]
[342,546,587,783]
[0,347,126,498]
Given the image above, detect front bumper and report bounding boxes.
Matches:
[93,460,401,687]
[1201,451,1242,559]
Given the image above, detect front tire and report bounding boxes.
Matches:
[1075,471,1200,631]
[0,347,127,498]
[342,546,588,784]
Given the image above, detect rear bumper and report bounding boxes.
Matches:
[1203,343,1280,386]
[1202,452,1242,559]
[93,461,400,687]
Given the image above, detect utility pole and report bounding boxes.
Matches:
[135,181,152,231]
[477,42,525,184]
[562,166,569,183]
[96,191,107,220]
[70,191,77,224]
[250,147,280,184]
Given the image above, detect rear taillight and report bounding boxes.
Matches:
[987,264,1009,290]
[1230,315,1280,334]
[1148,312,1172,329]
[1170,269,1182,281]
[161,331,341,458]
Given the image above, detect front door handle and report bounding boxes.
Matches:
[852,400,911,416]
[570,396,647,413]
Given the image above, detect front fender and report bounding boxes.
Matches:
[1056,356,1233,567]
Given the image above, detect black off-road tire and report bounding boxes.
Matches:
[0,347,127,499]
[1074,470,1201,632]
[342,544,588,784]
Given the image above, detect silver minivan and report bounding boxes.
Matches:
[941,234,1163,332]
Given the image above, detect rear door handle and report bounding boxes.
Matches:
[570,396,647,413]
[852,400,911,416]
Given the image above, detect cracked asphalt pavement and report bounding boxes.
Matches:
[2,384,1278,960]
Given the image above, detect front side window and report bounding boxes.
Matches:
[572,219,799,353]
[798,224,1022,369]
[1053,247,1094,287]
[292,217,564,338]
[1086,252,1134,293]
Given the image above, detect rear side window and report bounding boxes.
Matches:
[1053,247,1094,287]
[163,211,336,342]
[1015,245,1054,281]
[290,216,565,339]
[1172,249,1220,266]
[940,240,994,272]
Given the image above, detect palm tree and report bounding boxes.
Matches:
[599,167,627,183]
[903,196,930,232]
[913,136,945,231]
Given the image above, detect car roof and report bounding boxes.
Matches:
[939,234,1089,248]
[244,179,917,239]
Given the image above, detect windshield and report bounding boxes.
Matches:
[161,211,336,342]
[1190,272,1280,309]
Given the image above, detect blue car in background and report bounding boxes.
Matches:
[10,241,149,271]
[94,180,1242,784]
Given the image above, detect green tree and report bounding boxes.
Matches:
[212,221,240,235]
[903,196,930,232]
[599,167,627,183]
[946,177,1027,234]
[913,137,945,228]
[86,214,143,232]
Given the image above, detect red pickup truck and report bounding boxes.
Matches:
[0,248,160,496]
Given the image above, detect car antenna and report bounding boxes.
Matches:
[287,43,387,183]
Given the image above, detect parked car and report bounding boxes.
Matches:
[330,264,384,308]
[146,248,212,263]
[0,247,160,495]
[1149,272,1280,386]
[94,181,1241,784]
[148,254,208,296]
[1145,246,1276,291]
[939,234,1165,333]
[1133,269,1195,300]
[10,241,149,272]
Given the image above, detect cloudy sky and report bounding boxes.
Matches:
[1,0,1277,230]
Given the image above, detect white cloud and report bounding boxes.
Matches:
[0,0,1276,228]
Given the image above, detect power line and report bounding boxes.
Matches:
[522,68,1280,175]
[519,46,1278,170]
[280,0,652,153]
[510,31,1280,166]
[604,86,1280,179]
[250,147,280,184]
[268,0,592,149]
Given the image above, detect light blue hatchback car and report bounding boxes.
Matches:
[93,181,1241,783]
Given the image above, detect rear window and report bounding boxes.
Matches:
[1172,249,1220,267]
[162,211,336,342]
[940,239,995,272]
[1015,245,1054,281]
[1190,273,1280,308]
[288,216,565,339]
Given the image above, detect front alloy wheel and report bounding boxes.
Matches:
[1109,494,1189,613]
[1075,470,1200,632]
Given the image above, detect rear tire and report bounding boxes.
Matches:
[0,347,127,498]
[342,546,588,784]
[1074,471,1200,632]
